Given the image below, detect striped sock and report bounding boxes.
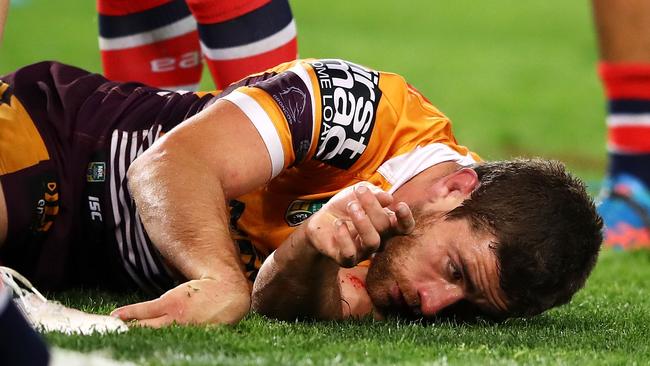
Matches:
[600,62,650,188]
[98,0,202,90]
[188,0,298,88]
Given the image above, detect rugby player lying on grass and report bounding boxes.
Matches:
[0,58,602,327]
[252,160,603,321]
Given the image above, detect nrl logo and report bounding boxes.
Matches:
[87,162,106,182]
[285,198,330,227]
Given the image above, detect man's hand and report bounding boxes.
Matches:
[306,182,415,268]
[111,278,251,327]
[252,182,415,320]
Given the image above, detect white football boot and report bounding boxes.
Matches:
[0,266,128,335]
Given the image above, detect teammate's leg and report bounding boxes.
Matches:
[187,0,298,88]
[593,0,650,249]
[98,0,203,90]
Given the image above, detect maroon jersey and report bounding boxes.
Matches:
[0,62,219,292]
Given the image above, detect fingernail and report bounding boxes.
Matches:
[335,219,343,228]
[356,185,368,194]
[349,202,361,213]
[397,203,409,215]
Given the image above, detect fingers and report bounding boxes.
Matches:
[393,202,415,234]
[308,182,414,268]
[133,315,173,328]
[353,185,392,233]
[334,219,360,267]
[110,298,166,321]
[344,186,413,255]
[354,183,393,207]
[373,190,394,207]
[347,201,381,255]
[337,185,396,263]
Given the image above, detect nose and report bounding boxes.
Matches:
[417,283,464,317]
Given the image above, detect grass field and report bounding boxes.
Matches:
[45,250,650,365]
[1,0,604,181]
[2,0,649,365]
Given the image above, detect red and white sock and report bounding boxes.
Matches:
[187,0,298,88]
[98,0,203,90]
[599,62,650,187]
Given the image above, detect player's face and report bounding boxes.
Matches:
[366,213,509,319]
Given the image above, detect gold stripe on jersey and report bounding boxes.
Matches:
[194,90,221,98]
[0,82,50,175]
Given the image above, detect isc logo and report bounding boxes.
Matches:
[88,196,103,222]
[150,51,200,73]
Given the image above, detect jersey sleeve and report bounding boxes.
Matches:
[220,60,315,179]
[220,58,390,179]
[220,59,479,186]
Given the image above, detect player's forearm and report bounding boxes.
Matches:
[251,225,344,320]
[127,145,247,286]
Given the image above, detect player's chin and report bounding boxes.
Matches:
[367,283,420,321]
[368,285,490,323]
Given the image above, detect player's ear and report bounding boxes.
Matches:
[428,168,478,212]
[441,168,479,197]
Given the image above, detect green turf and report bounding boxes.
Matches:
[45,249,650,365]
[0,0,605,181]
[3,0,646,365]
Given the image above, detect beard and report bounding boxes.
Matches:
[366,211,493,322]
[366,234,419,318]
[365,210,436,319]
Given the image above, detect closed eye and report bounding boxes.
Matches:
[448,258,462,282]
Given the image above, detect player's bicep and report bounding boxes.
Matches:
[145,98,274,199]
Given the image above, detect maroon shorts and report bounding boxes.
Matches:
[0,62,217,292]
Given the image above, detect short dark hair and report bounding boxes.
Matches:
[446,158,603,318]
